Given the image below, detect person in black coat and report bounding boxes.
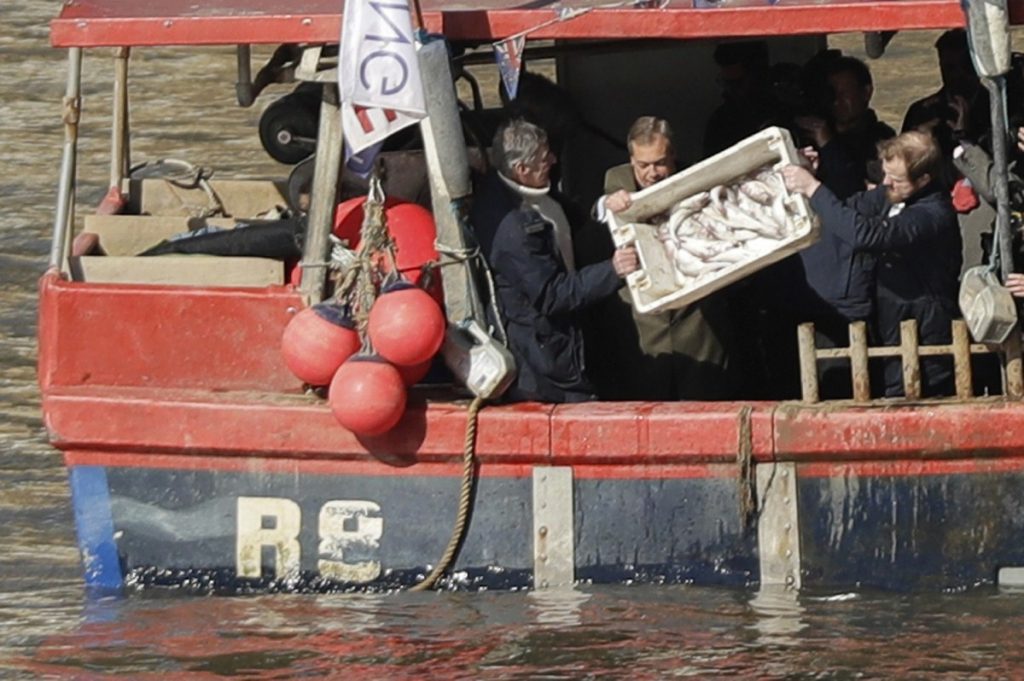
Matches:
[783,131,962,397]
[470,118,638,403]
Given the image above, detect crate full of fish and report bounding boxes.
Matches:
[605,126,819,314]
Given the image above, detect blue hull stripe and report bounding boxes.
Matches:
[69,466,123,590]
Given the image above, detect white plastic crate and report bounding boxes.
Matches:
[606,126,819,314]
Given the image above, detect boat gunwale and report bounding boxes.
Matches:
[48,0,993,49]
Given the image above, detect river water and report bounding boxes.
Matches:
[3,2,1024,678]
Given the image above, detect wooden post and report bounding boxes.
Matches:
[110,47,130,192]
[849,321,871,402]
[298,84,342,305]
[797,323,818,403]
[899,319,921,400]
[951,320,973,399]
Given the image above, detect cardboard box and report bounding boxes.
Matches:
[606,126,819,314]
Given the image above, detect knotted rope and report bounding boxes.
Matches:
[737,405,756,528]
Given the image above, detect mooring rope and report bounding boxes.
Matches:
[737,404,756,528]
[409,395,485,591]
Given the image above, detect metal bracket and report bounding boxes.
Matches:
[756,461,802,589]
[532,466,574,589]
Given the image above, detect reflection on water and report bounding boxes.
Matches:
[528,586,592,627]
[749,586,808,647]
[4,1,1024,677]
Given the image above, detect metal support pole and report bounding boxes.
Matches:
[985,77,1015,283]
[235,44,255,107]
[298,84,342,305]
[110,47,130,192]
[50,47,82,271]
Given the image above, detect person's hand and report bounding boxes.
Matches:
[794,115,832,147]
[798,145,820,173]
[605,190,632,214]
[1016,126,1024,155]
[1005,272,1024,298]
[781,164,822,197]
[612,245,639,277]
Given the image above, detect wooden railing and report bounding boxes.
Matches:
[797,320,1024,403]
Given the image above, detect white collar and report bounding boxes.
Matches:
[498,171,551,198]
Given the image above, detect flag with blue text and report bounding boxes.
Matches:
[339,0,426,154]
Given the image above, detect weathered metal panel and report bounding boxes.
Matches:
[756,462,801,589]
[550,401,774,463]
[66,456,759,591]
[797,465,1024,590]
[37,273,303,393]
[774,402,1024,461]
[103,464,535,590]
[47,390,554,461]
[574,472,757,586]
[532,467,575,588]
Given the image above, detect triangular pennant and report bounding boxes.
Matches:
[493,35,526,100]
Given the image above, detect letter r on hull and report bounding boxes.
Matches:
[236,496,302,581]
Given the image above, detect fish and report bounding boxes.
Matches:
[655,165,797,282]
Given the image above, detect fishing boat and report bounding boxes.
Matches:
[39,0,1024,594]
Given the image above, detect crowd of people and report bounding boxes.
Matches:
[469,29,1024,403]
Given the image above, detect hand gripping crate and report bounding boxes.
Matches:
[606,126,819,314]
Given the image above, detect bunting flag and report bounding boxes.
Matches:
[493,35,526,100]
[338,0,426,154]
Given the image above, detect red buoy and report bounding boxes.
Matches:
[396,358,433,387]
[367,282,446,367]
[280,303,361,386]
[328,356,407,436]
[333,198,440,289]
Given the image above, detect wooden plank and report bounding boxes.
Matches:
[83,215,235,256]
[68,255,283,287]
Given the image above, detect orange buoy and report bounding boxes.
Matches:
[367,282,446,367]
[328,356,407,436]
[280,303,361,386]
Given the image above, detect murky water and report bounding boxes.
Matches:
[3,2,1024,678]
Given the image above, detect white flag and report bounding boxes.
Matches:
[339,0,426,153]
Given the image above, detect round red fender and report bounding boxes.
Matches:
[280,303,361,386]
[333,198,439,289]
[368,282,446,367]
[329,355,407,436]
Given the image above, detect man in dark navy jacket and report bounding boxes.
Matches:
[783,130,962,397]
[471,118,639,403]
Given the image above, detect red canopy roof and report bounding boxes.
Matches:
[51,0,1012,48]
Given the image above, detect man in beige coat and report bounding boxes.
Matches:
[590,117,737,400]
